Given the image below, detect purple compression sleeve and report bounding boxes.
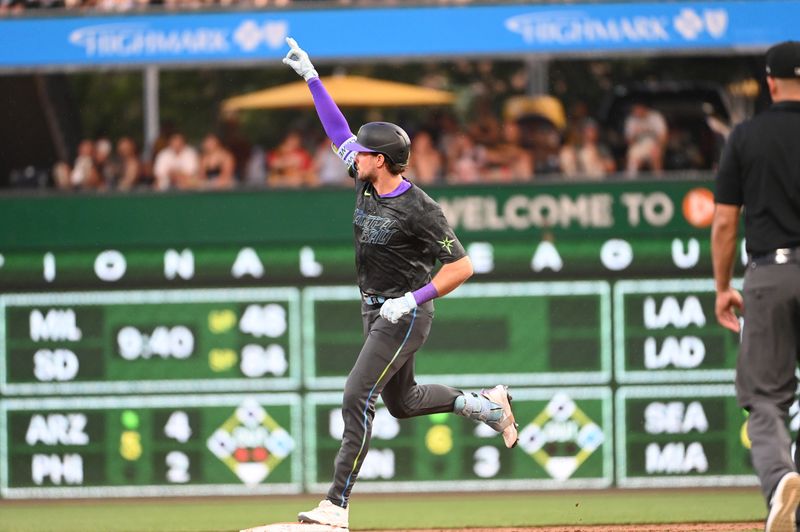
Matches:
[412,282,439,306]
[307,78,355,148]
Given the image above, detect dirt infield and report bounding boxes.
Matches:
[363,524,763,532]
[244,522,763,532]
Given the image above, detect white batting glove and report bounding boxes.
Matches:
[282,37,318,81]
[379,292,417,324]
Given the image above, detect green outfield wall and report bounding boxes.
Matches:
[0,179,760,499]
[0,179,714,250]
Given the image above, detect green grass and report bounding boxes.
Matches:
[0,489,766,532]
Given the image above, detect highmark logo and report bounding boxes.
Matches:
[672,8,728,40]
[233,20,288,52]
[68,19,287,57]
[505,10,670,45]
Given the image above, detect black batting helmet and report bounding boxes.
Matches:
[349,122,411,167]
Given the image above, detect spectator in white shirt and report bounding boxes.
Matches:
[624,102,668,177]
[560,119,616,180]
[70,138,101,190]
[153,133,199,190]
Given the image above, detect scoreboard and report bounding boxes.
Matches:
[614,280,741,384]
[1,394,301,497]
[0,180,763,498]
[303,282,611,389]
[0,278,756,498]
[1,288,301,395]
[615,385,753,488]
[306,387,612,493]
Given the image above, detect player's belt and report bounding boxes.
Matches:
[362,294,387,305]
[749,246,800,266]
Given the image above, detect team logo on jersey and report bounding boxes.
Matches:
[438,236,455,254]
[353,208,398,245]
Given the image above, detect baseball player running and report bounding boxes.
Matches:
[282,37,518,529]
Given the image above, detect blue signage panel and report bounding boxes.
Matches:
[0,1,795,69]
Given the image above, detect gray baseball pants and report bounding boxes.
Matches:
[736,262,800,503]
[326,300,462,507]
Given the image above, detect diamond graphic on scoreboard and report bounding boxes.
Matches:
[207,398,295,486]
[518,393,604,481]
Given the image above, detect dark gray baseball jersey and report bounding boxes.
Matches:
[353,178,466,298]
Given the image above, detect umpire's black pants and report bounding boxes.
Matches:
[326,300,462,507]
[736,261,800,503]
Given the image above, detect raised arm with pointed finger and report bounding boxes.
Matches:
[282,37,361,172]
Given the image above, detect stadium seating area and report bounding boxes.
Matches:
[21,97,726,192]
[2,0,465,15]
[0,0,754,191]
[0,0,734,15]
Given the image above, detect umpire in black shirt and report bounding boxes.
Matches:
[713,41,800,532]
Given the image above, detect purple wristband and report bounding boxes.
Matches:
[412,282,439,306]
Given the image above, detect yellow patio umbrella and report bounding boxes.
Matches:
[222,75,455,112]
[503,95,567,131]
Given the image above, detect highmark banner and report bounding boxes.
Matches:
[0,1,795,69]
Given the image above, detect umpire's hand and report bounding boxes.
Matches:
[715,287,743,333]
[380,293,418,324]
[282,37,319,81]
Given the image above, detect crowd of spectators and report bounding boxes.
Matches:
[37,100,717,193]
[0,0,470,15]
[48,131,241,191]
[0,0,735,189]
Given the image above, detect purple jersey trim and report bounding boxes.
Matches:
[412,282,439,306]
[380,178,412,198]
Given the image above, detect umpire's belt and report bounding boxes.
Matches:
[749,246,800,266]
[362,294,387,305]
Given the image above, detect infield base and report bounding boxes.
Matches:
[240,523,346,532]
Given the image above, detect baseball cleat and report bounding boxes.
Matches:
[298,499,349,529]
[766,472,800,532]
[480,385,519,448]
